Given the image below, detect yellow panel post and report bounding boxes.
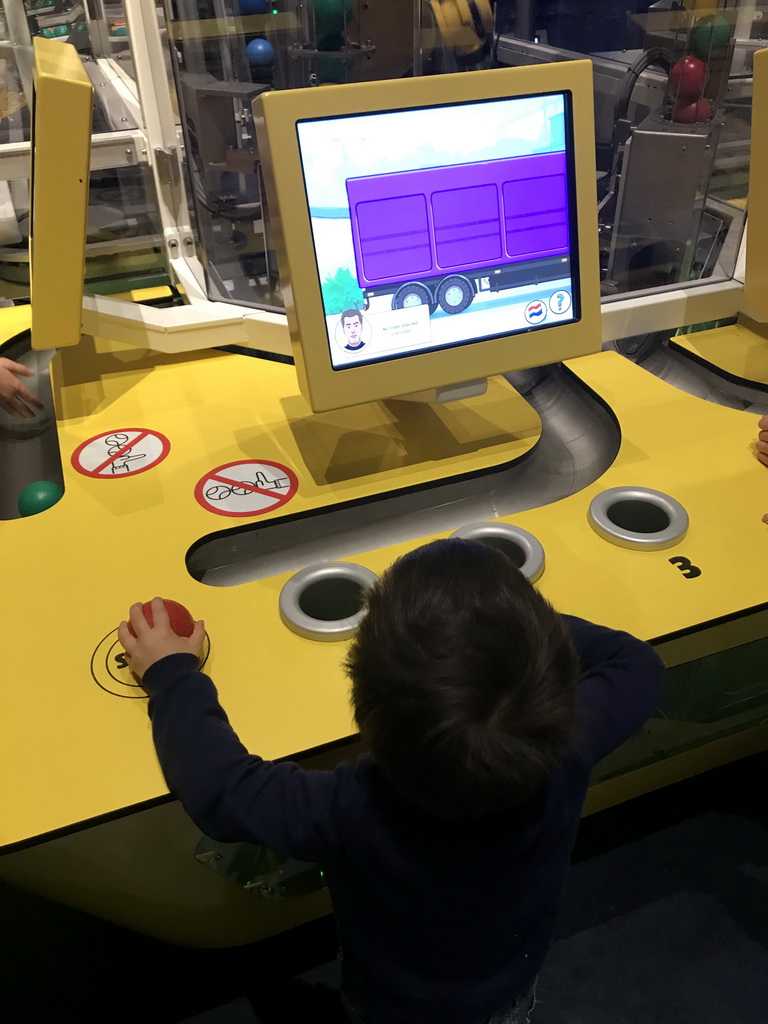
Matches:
[30,39,93,350]
[743,49,768,321]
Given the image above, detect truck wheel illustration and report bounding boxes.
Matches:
[436,275,474,314]
[392,281,436,314]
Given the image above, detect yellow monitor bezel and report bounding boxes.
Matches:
[30,38,93,351]
[254,61,600,413]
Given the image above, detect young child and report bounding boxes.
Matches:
[118,538,664,1024]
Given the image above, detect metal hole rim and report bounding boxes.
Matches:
[450,522,546,583]
[588,486,689,550]
[279,561,379,642]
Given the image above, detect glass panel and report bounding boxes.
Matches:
[164,0,494,309]
[0,1,169,300]
[165,0,757,313]
[496,2,755,298]
[1,1,759,311]
[0,0,139,137]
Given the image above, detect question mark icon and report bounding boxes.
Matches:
[557,294,564,311]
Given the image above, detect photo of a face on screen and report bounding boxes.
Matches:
[295,92,579,371]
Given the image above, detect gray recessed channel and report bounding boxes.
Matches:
[280,562,378,642]
[588,486,688,550]
[187,364,620,586]
[0,331,62,521]
[451,522,545,583]
[608,331,768,415]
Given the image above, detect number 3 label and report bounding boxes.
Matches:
[669,555,702,579]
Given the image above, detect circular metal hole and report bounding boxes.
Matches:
[606,499,671,534]
[297,576,365,621]
[450,522,545,582]
[280,562,379,642]
[471,534,527,568]
[588,487,688,550]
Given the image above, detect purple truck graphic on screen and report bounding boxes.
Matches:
[345,151,571,316]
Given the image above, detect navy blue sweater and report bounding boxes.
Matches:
[143,615,664,1024]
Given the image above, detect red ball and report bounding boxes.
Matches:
[672,96,712,124]
[128,599,195,637]
[669,55,707,101]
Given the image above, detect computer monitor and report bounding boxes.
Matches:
[254,61,600,413]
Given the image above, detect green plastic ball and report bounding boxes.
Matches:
[317,32,352,82]
[318,31,345,51]
[18,480,64,517]
[314,0,352,34]
[690,14,731,60]
[317,57,346,83]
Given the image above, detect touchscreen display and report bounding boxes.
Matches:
[296,93,579,369]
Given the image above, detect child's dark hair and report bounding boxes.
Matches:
[346,538,580,819]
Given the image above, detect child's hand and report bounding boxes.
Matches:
[118,597,205,681]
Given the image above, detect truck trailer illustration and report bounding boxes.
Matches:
[345,152,572,316]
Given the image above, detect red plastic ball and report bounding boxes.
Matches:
[128,599,195,637]
[669,55,707,101]
[672,96,712,124]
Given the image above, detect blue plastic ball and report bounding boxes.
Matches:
[239,0,268,13]
[246,37,275,65]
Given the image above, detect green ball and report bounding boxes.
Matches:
[317,32,352,82]
[314,0,352,34]
[18,480,64,517]
[690,14,731,60]
[53,24,69,36]
[318,31,345,51]
[317,58,346,83]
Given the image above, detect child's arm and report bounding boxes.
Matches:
[561,614,665,765]
[118,602,339,862]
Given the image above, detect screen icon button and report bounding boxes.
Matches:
[524,300,547,324]
[549,290,571,314]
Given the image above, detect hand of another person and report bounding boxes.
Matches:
[757,415,768,523]
[118,597,205,681]
[757,414,768,468]
[0,358,43,420]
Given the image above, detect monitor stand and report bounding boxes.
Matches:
[395,378,488,404]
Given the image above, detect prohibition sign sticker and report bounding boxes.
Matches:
[195,459,298,518]
[72,428,171,479]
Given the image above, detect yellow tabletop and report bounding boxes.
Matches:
[673,320,768,385]
[2,316,767,848]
